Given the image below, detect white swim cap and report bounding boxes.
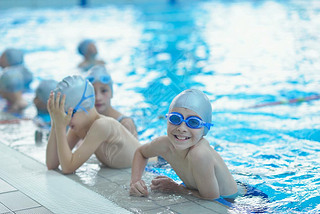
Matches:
[36,79,58,104]
[54,75,95,113]
[169,89,213,135]
[78,39,94,56]
[4,48,24,66]
[87,65,113,93]
[0,67,24,92]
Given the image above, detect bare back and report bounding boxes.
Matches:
[92,116,140,168]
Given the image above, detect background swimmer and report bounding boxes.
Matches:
[77,39,105,71]
[0,67,28,113]
[0,48,33,90]
[87,65,138,138]
[33,79,58,127]
[130,89,238,200]
[46,75,140,174]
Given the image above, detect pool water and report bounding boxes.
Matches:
[0,0,319,213]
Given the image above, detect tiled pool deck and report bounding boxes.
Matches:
[0,140,229,214]
[0,112,229,214]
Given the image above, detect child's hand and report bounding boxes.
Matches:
[130,180,148,197]
[47,91,72,127]
[151,176,180,193]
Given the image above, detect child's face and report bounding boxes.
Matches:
[33,97,47,113]
[93,82,112,114]
[86,43,98,58]
[0,53,8,68]
[68,110,88,131]
[167,107,204,150]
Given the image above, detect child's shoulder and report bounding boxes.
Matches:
[91,116,119,128]
[188,138,214,158]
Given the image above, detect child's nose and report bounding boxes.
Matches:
[177,122,188,132]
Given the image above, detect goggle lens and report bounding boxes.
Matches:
[167,112,204,129]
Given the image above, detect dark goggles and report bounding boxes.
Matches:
[166,112,213,130]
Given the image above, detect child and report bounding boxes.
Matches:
[77,39,105,71]
[130,89,238,200]
[0,67,28,113]
[0,48,33,90]
[87,65,138,138]
[46,75,140,174]
[33,79,58,127]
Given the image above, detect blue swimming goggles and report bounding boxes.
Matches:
[67,80,95,117]
[166,112,214,130]
[86,75,111,85]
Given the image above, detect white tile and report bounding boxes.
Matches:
[0,179,16,193]
[0,191,40,212]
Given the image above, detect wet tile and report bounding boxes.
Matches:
[97,167,131,182]
[0,191,40,211]
[170,201,221,214]
[0,179,16,193]
[194,199,229,214]
[15,206,53,214]
[142,207,179,214]
[150,192,189,206]
[122,196,162,213]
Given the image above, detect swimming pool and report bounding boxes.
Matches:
[0,0,319,213]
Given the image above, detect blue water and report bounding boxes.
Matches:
[0,0,320,213]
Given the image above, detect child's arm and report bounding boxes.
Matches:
[151,147,221,200]
[46,92,79,170]
[130,136,169,197]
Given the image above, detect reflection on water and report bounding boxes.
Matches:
[0,0,319,213]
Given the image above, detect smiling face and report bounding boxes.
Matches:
[93,82,112,114]
[167,107,204,150]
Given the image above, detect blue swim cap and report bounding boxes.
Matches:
[0,67,24,92]
[36,79,58,104]
[169,89,213,136]
[4,48,24,66]
[78,39,94,56]
[54,75,95,113]
[87,65,113,93]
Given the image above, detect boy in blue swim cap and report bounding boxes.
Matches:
[77,39,105,71]
[87,65,138,138]
[130,89,238,200]
[0,48,33,90]
[46,75,140,174]
[0,67,28,113]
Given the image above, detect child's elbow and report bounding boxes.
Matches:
[60,167,75,175]
[46,162,59,171]
[199,192,220,200]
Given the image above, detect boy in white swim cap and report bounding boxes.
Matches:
[0,67,28,113]
[77,39,105,71]
[0,48,33,90]
[87,65,138,138]
[46,75,140,174]
[130,89,238,200]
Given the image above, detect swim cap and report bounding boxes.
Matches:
[169,89,212,135]
[0,67,24,92]
[36,79,58,104]
[4,48,24,66]
[78,39,94,56]
[87,65,113,93]
[54,75,95,113]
